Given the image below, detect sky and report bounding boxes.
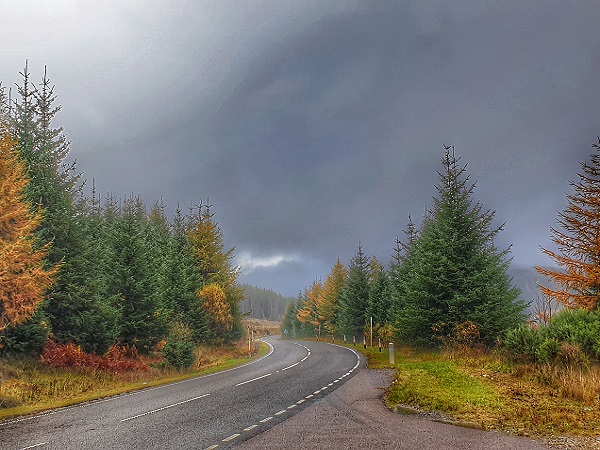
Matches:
[1,1,599,297]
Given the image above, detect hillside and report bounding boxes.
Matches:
[239,285,294,322]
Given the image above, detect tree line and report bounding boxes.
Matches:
[284,141,600,356]
[0,64,243,357]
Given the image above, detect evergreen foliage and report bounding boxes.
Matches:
[337,244,371,339]
[396,148,525,346]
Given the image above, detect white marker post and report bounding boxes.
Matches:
[389,342,395,365]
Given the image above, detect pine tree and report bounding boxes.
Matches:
[398,147,525,346]
[366,257,391,327]
[536,139,600,310]
[0,128,56,332]
[337,244,371,339]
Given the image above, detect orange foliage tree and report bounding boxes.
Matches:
[536,138,600,310]
[317,259,347,335]
[198,283,233,331]
[297,279,323,336]
[0,130,56,332]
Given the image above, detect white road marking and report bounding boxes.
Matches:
[300,356,308,362]
[222,434,240,442]
[305,394,313,399]
[297,399,305,404]
[204,445,219,449]
[281,362,299,371]
[243,424,258,431]
[287,404,297,409]
[275,410,286,415]
[235,373,272,387]
[313,390,321,394]
[19,443,48,450]
[259,416,273,423]
[120,394,210,422]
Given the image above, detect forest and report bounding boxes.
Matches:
[2,62,600,376]
[0,65,245,369]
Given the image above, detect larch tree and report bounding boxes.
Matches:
[317,259,347,335]
[536,138,600,310]
[297,279,323,337]
[0,128,56,333]
[188,203,243,342]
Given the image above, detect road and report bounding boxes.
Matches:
[0,337,361,450]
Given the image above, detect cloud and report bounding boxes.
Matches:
[236,252,301,273]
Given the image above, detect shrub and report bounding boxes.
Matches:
[162,322,195,369]
[504,324,541,362]
[536,338,561,364]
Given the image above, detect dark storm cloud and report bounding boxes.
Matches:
[2,1,600,296]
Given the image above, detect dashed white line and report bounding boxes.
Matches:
[275,410,286,416]
[288,404,297,409]
[313,390,321,394]
[281,362,299,371]
[204,446,219,450]
[120,393,210,422]
[259,416,273,423]
[297,399,305,404]
[222,434,240,442]
[19,443,48,450]
[305,394,314,399]
[243,424,258,431]
[235,373,272,387]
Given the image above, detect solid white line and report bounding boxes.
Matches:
[275,410,286,416]
[19,443,48,450]
[235,373,272,387]
[259,416,273,423]
[120,394,210,422]
[222,434,240,442]
[243,424,258,431]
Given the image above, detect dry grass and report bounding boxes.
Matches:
[0,341,270,421]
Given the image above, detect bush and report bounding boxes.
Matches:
[0,310,50,356]
[162,322,195,369]
[536,338,561,364]
[504,324,541,361]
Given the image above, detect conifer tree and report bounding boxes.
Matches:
[366,257,391,327]
[0,128,56,333]
[536,139,600,310]
[337,244,371,339]
[188,203,243,342]
[397,147,524,346]
[297,279,323,337]
[317,259,347,335]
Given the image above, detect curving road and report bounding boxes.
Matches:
[0,337,361,450]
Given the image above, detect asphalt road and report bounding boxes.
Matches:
[0,337,361,450]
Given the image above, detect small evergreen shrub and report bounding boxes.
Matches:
[504,324,541,362]
[162,322,195,369]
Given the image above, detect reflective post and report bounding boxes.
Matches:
[389,342,395,365]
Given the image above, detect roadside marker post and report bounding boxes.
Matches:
[389,342,395,365]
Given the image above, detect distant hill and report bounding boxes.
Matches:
[508,264,560,317]
[239,284,295,322]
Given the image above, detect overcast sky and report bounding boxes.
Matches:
[2,1,599,297]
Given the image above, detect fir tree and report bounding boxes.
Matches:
[398,147,525,346]
[337,244,371,339]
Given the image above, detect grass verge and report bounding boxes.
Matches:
[0,341,270,421]
[338,342,600,439]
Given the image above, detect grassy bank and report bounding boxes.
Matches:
[0,341,270,421]
[342,343,600,439]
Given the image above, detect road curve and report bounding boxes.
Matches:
[0,336,361,450]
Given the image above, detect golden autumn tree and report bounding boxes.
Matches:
[188,203,243,342]
[536,138,600,310]
[317,259,347,335]
[198,283,233,331]
[0,130,56,332]
[297,279,323,337]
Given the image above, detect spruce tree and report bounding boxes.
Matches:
[397,147,525,347]
[337,244,371,339]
